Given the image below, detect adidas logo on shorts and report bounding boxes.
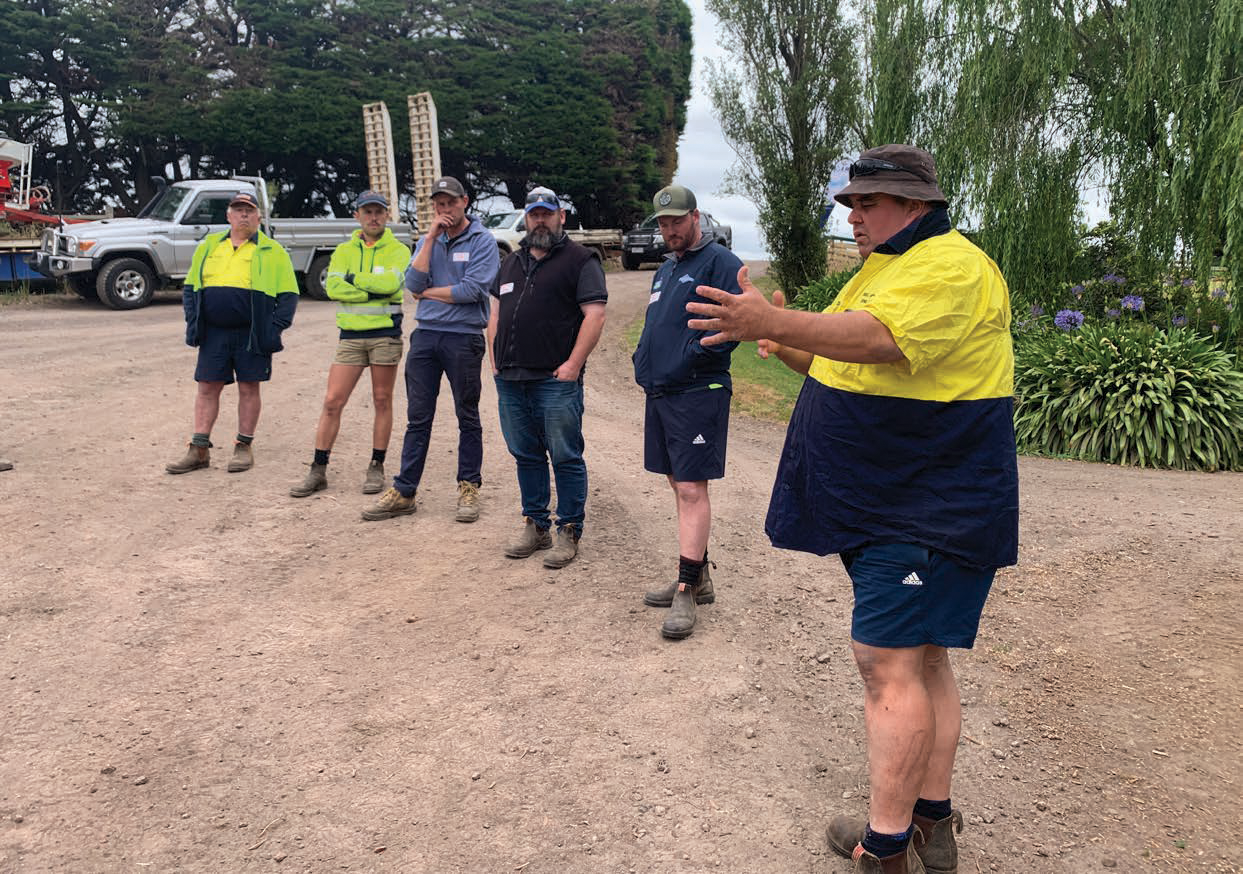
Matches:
[692,434,706,445]
[901,572,923,586]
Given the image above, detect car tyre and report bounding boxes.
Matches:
[304,253,331,300]
[97,258,156,310]
[622,252,641,271]
[67,273,99,301]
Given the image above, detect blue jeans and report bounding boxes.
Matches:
[394,329,484,497]
[495,376,586,532]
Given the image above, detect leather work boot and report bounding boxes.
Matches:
[912,811,963,874]
[226,441,253,473]
[851,841,925,874]
[643,560,715,608]
[361,486,416,521]
[456,480,480,522]
[828,813,960,874]
[166,442,210,474]
[362,460,385,494]
[661,581,703,639]
[542,526,579,568]
[290,463,328,498]
[505,518,552,558]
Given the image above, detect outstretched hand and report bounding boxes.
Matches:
[757,290,785,359]
[686,265,776,347]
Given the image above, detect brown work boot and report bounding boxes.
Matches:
[362,460,385,494]
[643,560,715,607]
[505,518,552,558]
[456,480,480,522]
[361,486,416,521]
[851,840,925,874]
[542,526,579,568]
[912,811,963,874]
[226,441,253,472]
[166,442,210,474]
[290,463,327,497]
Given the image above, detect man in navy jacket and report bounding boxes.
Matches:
[633,184,743,639]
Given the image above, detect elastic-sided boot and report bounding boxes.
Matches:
[166,442,210,474]
[542,527,579,568]
[505,518,552,558]
[851,840,925,874]
[227,442,253,473]
[912,811,962,874]
[362,460,385,494]
[661,583,702,639]
[290,463,328,497]
[643,561,715,608]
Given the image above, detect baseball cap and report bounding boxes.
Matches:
[353,190,389,209]
[524,187,561,214]
[428,176,467,199]
[652,185,696,217]
[229,191,260,209]
[833,145,947,207]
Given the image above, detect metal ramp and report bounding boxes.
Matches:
[407,92,442,234]
[361,102,399,213]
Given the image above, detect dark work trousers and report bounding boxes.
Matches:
[393,329,485,497]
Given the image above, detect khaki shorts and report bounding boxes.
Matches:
[334,336,404,367]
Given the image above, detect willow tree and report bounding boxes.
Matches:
[705,0,856,295]
[888,0,1243,307]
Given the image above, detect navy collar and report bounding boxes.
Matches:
[874,207,952,256]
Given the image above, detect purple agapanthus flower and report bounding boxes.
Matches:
[1103,273,1127,285]
[1054,309,1085,331]
[1121,295,1145,312]
[1181,278,1195,288]
[1030,304,1044,317]
[1105,308,1121,320]
[1211,288,1227,300]
[1172,314,1188,327]
[1070,284,1085,297]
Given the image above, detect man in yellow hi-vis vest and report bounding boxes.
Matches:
[289,191,412,497]
[166,190,297,475]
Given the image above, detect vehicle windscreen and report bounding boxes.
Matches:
[145,187,191,222]
[639,215,658,229]
[483,211,521,229]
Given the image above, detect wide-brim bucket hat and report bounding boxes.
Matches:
[834,144,948,207]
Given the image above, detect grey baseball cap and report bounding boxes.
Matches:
[353,190,389,209]
[652,185,696,217]
[428,176,467,199]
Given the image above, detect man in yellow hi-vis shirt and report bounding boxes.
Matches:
[289,191,411,497]
[166,190,298,475]
[687,145,1019,874]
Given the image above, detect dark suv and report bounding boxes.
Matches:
[621,212,733,270]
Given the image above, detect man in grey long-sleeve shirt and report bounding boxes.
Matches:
[361,176,501,523]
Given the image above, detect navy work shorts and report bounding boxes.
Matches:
[195,326,272,384]
[643,387,730,481]
[840,543,995,649]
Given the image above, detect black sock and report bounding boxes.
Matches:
[236,433,253,445]
[314,448,330,466]
[914,798,952,820]
[677,555,706,586]
[371,448,386,464]
[862,824,913,859]
[191,433,211,448]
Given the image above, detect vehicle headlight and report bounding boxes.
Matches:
[64,238,96,255]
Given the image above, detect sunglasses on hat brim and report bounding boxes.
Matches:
[848,158,932,185]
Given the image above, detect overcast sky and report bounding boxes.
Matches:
[671,0,854,260]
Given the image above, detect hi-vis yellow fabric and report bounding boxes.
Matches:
[807,230,1013,402]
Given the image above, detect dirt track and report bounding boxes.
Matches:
[1,268,1240,873]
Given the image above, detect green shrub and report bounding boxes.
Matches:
[1014,322,1243,471]
[790,265,861,312]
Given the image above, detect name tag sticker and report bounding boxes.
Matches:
[372,266,385,274]
[452,252,470,262]
[648,291,662,305]
[500,282,515,295]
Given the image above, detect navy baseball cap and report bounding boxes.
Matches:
[524,187,561,214]
[229,191,260,209]
[354,190,389,209]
